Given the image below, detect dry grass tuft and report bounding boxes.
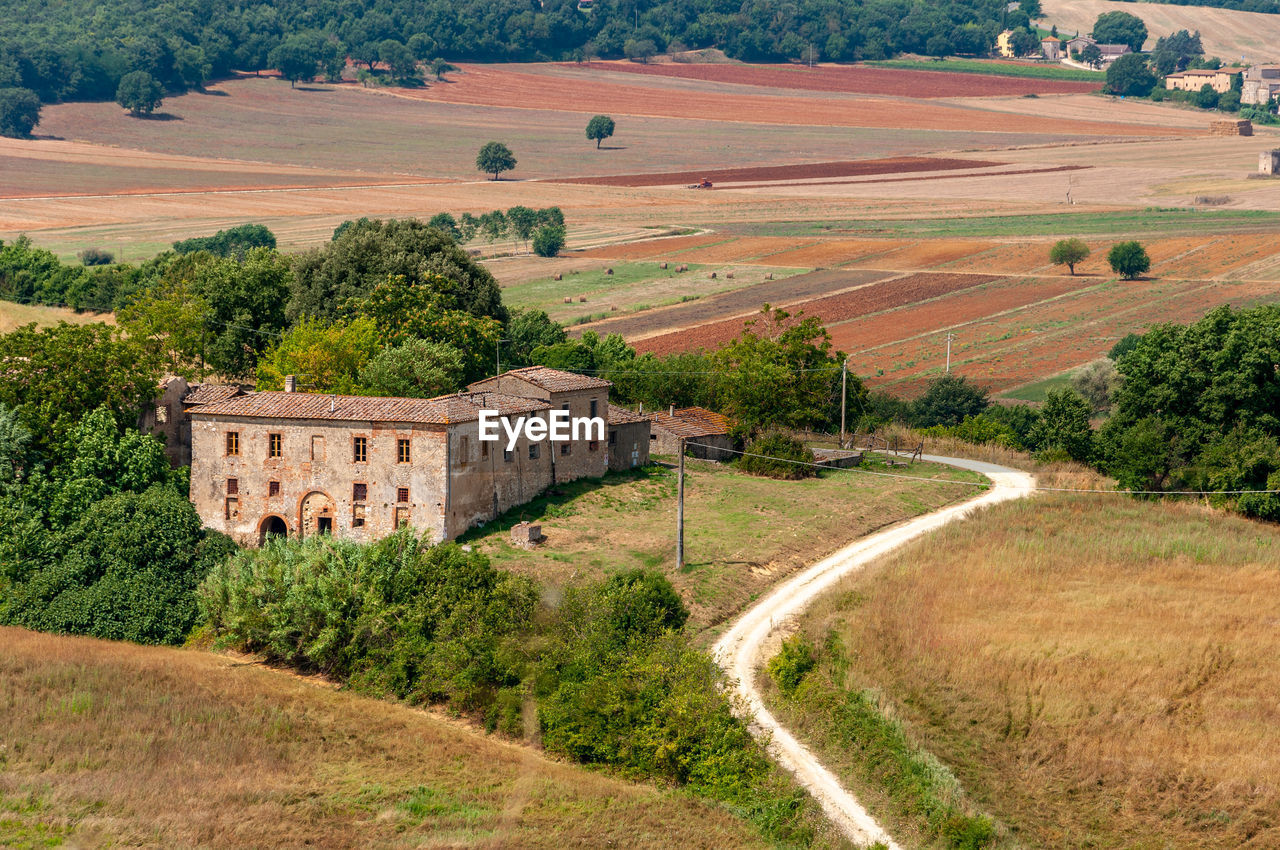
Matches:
[796,494,1280,848]
[0,627,768,849]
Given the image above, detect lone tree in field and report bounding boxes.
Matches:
[1108,241,1150,280]
[430,58,459,81]
[585,114,615,149]
[0,87,40,138]
[476,141,516,180]
[116,71,164,116]
[1050,238,1090,275]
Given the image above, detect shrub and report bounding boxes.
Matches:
[172,223,277,257]
[767,635,816,696]
[912,374,989,428]
[77,247,115,266]
[0,87,41,138]
[739,432,816,480]
[531,224,566,257]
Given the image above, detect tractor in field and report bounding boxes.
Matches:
[687,179,713,189]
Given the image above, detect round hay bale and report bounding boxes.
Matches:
[659,262,668,269]
[553,273,563,281]
[709,272,717,279]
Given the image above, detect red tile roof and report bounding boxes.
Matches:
[608,406,648,425]
[647,406,732,437]
[184,384,243,406]
[189,390,550,425]
[471,366,611,393]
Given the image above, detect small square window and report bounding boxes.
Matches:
[560,442,571,456]
[397,438,411,464]
[397,487,409,503]
[268,433,282,458]
[226,431,240,456]
[529,443,540,460]
[353,436,367,463]
[268,480,280,497]
[353,482,367,502]
[156,404,170,425]
[589,440,599,452]
[503,449,514,463]
[226,477,238,495]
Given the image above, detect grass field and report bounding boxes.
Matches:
[776,495,1280,848]
[1041,0,1280,59]
[0,627,772,849]
[867,57,1103,82]
[459,459,985,632]
[0,300,110,332]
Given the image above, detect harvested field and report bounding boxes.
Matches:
[559,157,1004,188]
[631,272,997,354]
[408,65,1185,136]
[578,268,895,341]
[663,236,822,264]
[847,240,999,270]
[574,232,728,260]
[573,60,1102,98]
[1042,0,1280,59]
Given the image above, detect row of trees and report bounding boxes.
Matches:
[1049,238,1150,279]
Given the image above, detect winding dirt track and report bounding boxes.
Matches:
[712,456,1034,847]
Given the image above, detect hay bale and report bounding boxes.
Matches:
[553,273,563,280]
[605,267,614,275]
[725,271,734,279]
[579,296,587,302]
[709,271,717,279]
[563,297,572,303]
[659,262,668,269]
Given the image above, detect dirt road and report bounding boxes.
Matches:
[712,456,1034,848]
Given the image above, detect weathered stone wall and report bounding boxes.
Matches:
[608,420,650,471]
[141,377,190,467]
[189,415,449,546]
[1260,150,1280,176]
[651,430,735,460]
[468,376,608,482]
[444,413,554,538]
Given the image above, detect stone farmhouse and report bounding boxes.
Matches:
[648,406,735,460]
[607,406,651,471]
[1066,36,1130,66]
[171,367,634,546]
[1243,64,1280,106]
[1165,68,1240,94]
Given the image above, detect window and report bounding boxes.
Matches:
[397,487,409,503]
[311,435,325,461]
[529,443,540,460]
[560,442,571,456]
[481,441,489,459]
[590,399,598,418]
[268,433,282,458]
[503,449,514,463]
[353,436,367,463]
[460,436,470,464]
[589,440,599,452]
[353,483,367,502]
[397,438,411,464]
[156,404,170,425]
[224,497,239,520]
[609,430,618,446]
[395,506,410,528]
[226,431,240,456]
[268,480,280,497]
[226,477,239,495]
[352,503,366,528]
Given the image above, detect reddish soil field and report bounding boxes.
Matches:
[408,66,1185,136]
[632,272,997,354]
[575,233,729,260]
[558,157,1003,187]
[573,61,1102,98]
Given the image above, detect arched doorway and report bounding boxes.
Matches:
[300,491,336,538]
[258,515,288,545]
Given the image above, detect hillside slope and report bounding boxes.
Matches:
[0,627,768,849]
[1041,0,1280,60]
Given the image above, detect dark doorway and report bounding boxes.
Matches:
[259,515,288,545]
[317,517,333,535]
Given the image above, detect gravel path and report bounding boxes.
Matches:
[712,456,1034,848]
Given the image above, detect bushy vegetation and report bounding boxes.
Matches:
[0,236,169,312]
[173,223,277,257]
[739,432,817,480]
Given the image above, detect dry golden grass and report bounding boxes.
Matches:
[0,626,769,849]
[795,495,1280,848]
[0,301,110,333]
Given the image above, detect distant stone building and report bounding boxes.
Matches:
[1165,68,1240,94]
[1242,64,1280,106]
[1041,36,1062,61]
[648,406,734,460]
[607,406,650,471]
[186,367,612,546]
[1261,149,1280,175]
[1066,36,1130,67]
[140,377,242,467]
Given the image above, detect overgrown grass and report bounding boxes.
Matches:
[719,209,1280,239]
[782,494,1280,848]
[995,369,1078,403]
[866,57,1103,82]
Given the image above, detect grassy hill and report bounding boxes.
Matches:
[767,494,1280,847]
[0,626,773,849]
[1040,0,1280,60]
[0,300,108,333]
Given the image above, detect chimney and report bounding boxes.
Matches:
[284,375,296,393]
[669,404,675,416]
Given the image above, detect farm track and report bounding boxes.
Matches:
[714,456,1033,848]
[557,157,1004,188]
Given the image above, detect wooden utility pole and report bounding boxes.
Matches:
[840,358,848,449]
[676,437,685,570]
[946,333,956,373]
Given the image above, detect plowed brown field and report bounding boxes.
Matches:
[632,272,996,354]
[560,157,1003,187]
[406,65,1185,136]
[574,61,1102,98]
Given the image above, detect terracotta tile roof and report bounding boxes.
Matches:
[647,406,732,437]
[184,384,242,406]
[461,392,552,416]
[608,406,648,425]
[472,366,611,393]
[188,389,559,425]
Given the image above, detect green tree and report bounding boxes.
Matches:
[288,217,504,324]
[479,210,508,243]
[115,70,164,116]
[430,58,459,81]
[1027,389,1094,461]
[172,223,277,257]
[532,224,566,257]
[379,39,419,83]
[504,308,566,367]
[476,141,516,180]
[426,212,460,240]
[187,248,292,378]
[1079,43,1103,69]
[358,338,465,397]
[1092,11,1148,52]
[256,316,382,394]
[505,205,538,249]
[624,38,657,63]
[0,87,40,138]
[268,35,319,87]
[1194,83,1219,109]
[1049,238,1090,275]
[1108,241,1150,279]
[117,267,213,379]
[585,114,615,148]
[1104,52,1155,96]
[911,373,989,428]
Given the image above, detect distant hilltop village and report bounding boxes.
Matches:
[143,367,658,546]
